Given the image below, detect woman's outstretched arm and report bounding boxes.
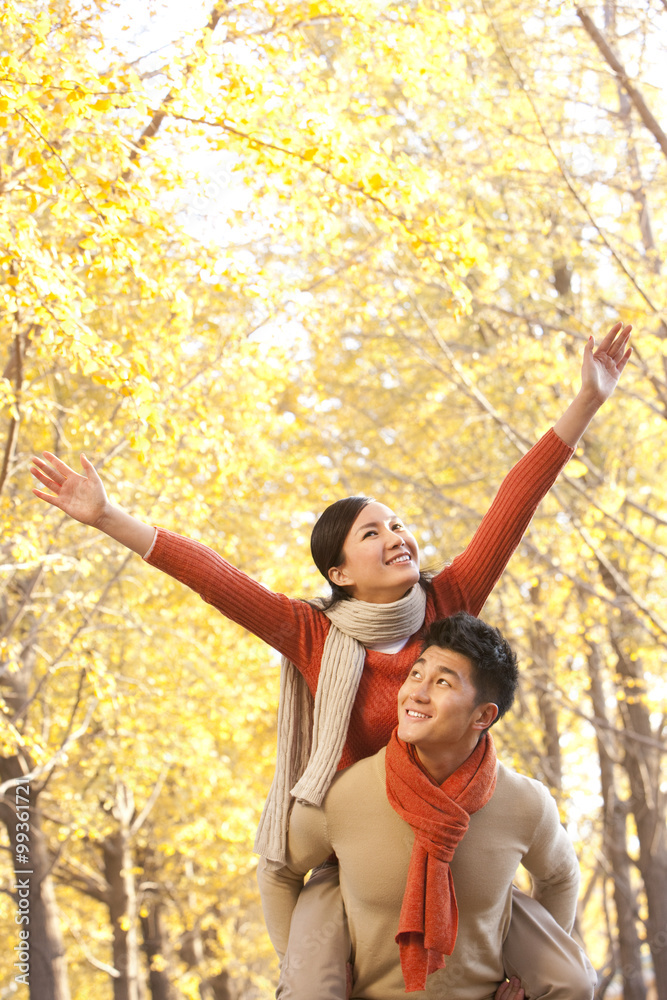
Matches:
[433,320,633,616]
[31,451,156,556]
[31,452,327,672]
[552,320,632,447]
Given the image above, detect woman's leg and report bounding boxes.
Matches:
[259,859,351,1000]
[503,888,596,1000]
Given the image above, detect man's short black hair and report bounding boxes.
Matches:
[421,612,519,727]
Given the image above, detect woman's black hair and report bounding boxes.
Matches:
[310,495,374,606]
[310,494,432,608]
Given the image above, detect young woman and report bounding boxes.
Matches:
[31,323,631,997]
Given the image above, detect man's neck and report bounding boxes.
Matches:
[415,738,481,786]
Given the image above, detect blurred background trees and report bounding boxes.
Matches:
[1,0,665,997]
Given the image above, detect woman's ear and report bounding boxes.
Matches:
[328,564,353,588]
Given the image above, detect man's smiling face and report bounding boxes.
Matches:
[397,645,496,758]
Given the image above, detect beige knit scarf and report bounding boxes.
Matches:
[254,584,427,866]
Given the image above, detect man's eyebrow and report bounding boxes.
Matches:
[437,665,460,682]
[410,658,461,681]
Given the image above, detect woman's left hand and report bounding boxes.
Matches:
[580,321,632,405]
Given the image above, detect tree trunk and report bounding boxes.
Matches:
[140,892,177,1000]
[103,783,145,1000]
[611,612,667,1000]
[199,970,236,1000]
[0,753,71,1000]
[586,644,647,1000]
[528,591,563,792]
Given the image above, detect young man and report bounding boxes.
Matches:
[261,613,595,999]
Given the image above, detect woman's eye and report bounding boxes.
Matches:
[363,530,377,539]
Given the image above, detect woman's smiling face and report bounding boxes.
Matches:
[327,501,420,604]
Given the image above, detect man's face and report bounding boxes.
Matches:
[397,645,494,754]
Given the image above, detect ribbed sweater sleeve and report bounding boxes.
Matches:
[144,529,328,693]
[432,428,573,616]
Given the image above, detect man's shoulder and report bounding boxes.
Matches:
[495,762,553,810]
[330,746,387,786]
[325,748,387,805]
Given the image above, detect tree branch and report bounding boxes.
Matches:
[480,0,667,352]
[528,673,667,755]
[126,2,227,169]
[397,300,532,456]
[130,766,169,837]
[0,701,97,799]
[0,330,22,498]
[576,7,667,163]
[170,114,411,230]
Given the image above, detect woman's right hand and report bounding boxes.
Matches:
[31,452,109,527]
[494,977,524,1000]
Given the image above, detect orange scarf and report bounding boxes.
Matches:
[385,729,497,992]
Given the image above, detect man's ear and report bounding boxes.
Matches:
[328,564,353,588]
[472,702,499,731]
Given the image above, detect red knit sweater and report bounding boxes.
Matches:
[145,429,572,771]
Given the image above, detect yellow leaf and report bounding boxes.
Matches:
[567,459,588,478]
[367,173,385,192]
